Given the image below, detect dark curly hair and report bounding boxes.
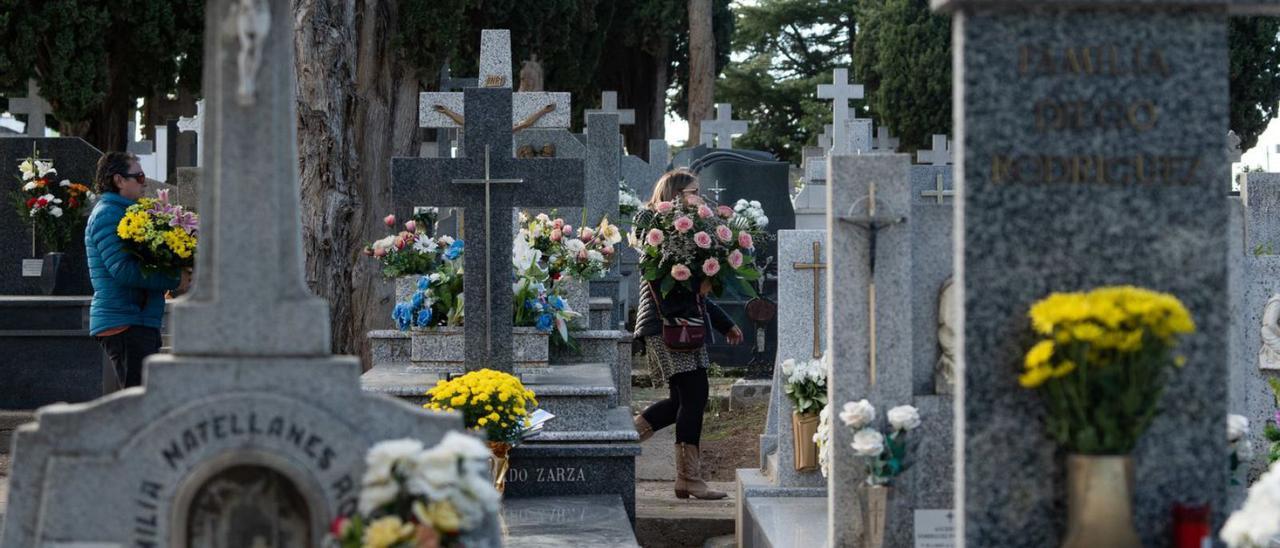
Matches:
[94,151,138,194]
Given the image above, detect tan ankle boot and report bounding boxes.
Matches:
[634,414,654,442]
[674,442,727,500]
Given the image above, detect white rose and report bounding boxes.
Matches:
[429,273,442,283]
[357,480,401,515]
[750,200,761,208]
[363,438,424,484]
[839,399,875,429]
[22,181,36,191]
[49,206,62,218]
[1228,414,1249,442]
[757,215,769,227]
[887,405,921,431]
[59,179,71,187]
[371,235,396,253]
[781,358,796,378]
[851,428,885,457]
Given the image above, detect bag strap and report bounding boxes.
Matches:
[648,280,706,322]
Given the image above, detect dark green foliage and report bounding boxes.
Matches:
[853,0,950,154]
[1228,17,1280,152]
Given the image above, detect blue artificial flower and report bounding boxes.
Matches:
[524,298,538,311]
[392,302,412,331]
[411,291,425,310]
[444,240,465,260]
[549,295,566,311]
[416,307,433,327]
[536,313,554,332]
[417,276,430,290]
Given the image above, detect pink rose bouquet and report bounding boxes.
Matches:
[632,197,760,297]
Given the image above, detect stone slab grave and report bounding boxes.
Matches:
[0,138,105,411]
[0,1,502,545]
[370,84,640,521]
[736,230,829,548]
[1228,173,1280,499]
[690,149,793,374]
[934,0,1278,543]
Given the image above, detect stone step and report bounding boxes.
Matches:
[361,362,618,432]
[739,494,829,548]
[502,495,639,547]
[588,296,614,330]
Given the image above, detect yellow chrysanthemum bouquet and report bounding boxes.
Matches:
[1021,285,1196,453]
[116,189,198,277]
[425,369,538,494]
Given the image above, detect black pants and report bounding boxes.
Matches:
[99,326,162,391]
[640,368,709,445]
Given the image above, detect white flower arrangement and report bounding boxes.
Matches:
[815,403,833,478]
[839,400,923,486]
[619,181,643,219]
[731,199,769,231]
[1229,413,1255,484]
[1222,458,1280,547]
[782,357,827,415]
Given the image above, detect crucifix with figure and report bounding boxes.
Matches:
[792,241,827,359]
[838,183,905,385]
[392,87,585,372]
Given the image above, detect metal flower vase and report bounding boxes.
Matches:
[791,411,819,471]
[1061,454,1141,548]
[488,441,512,496]
[864,484,890,548]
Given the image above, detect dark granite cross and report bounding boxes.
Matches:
[392,87,584,372]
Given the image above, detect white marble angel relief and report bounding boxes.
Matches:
[1260,294,1280,370]
[935,277,958,393]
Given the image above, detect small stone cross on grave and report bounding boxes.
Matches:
[177,99,206,167]
[920,173,954,204]
[917,134,952,166]
[586,91,635,126]
[700,103,749,149]
[792,241,827,359]
[392,87,585,372]
[838,182,906,386]
[874,126,899,152]
[817,68,864,155]
[706,179,726,202]
[9,80,53,137]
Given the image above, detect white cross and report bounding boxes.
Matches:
[586,91,635,125]
[874,126,899,152]
[817,68,864,156]
[917,134,952,166]
[920,173,954,204]
[129,122,169,182]
[9,80,53,137]
[701,103,748,149]
[177,99,206,167]
[420,31,571,130]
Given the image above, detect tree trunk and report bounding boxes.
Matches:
[598,33,669,159]
[686,0,715,147]
[293,0,359,355]
[348,0,421,367]
[650,37,670,149]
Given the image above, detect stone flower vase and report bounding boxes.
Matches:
[555,275,589,317]
[394,275,421,303]
[487,441,512,496]
[1061,455,1141,548]
[864,484,890,548]
[791,411,819,472]
[39,252,71,295]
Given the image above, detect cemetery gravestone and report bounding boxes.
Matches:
[700,103,749,150]
[1,0,500,546]
[874,127,900,153]
[817,68,864,157]
[585,91,635,126]
[177,99,206,168]
[931,0,1277,543]
[8,80,52,137]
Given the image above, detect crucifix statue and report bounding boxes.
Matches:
[392,87,585,372]
[791,241,827,359]
[838,182,906,385]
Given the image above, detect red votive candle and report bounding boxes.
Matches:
[1172,503,1210,548]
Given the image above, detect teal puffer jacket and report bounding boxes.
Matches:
[86,192,179,335]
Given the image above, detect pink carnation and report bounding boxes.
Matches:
[656,201,675,214]
[697,205,714,219]
[673,216,694,233]
[738,231,754,249]
[550,229,563,242]
[646,228,665,246]
[717,205,734,218]
[693,231,712,249]
[716,225,733,242]
[671,264,692,281]
[728,249,744,269]
[702,258,721,277]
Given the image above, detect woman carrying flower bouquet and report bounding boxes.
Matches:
[86,152,190,390]
[632,168,744,500]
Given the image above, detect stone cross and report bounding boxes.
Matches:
[583,112,623,226]
[392,87,584,372]
[432,64,478,158]
[699,103,749,149]
[586,91,635,126]
[874,126,899,152]
[818,125,833,150]
[916,134,952,166]
[168,0,330,356]
[838,181,906,386]
[177,99,206,167]
[791,241,827,359]
[9,80,53,137]
[817,68,864,155]
[479,29,513,87]
[920,173,954,204]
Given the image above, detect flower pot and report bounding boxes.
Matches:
[792,411,819,472]
[39,252,72,295]
[555,275,589,318]
[488,441,512,496]
[1061,454,1141,548]
[864,484,890,548]
[394,276,421,303]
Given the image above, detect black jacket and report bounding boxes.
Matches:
[631,209,736,340]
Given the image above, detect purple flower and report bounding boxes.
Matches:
[169,210,199,234]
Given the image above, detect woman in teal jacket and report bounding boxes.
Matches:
[86,152,190,390]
